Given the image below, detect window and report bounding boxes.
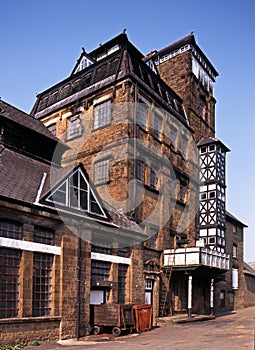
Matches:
[0,221,21,240]
[209,191,216,199]
[94,100,111,129]
[33,253,53,317]
[94,159,110,185]
[145,280,153,290]
[232,244,237,259]
[118,264,128,304]
[170,125,177,147]
[178,131,188,157]
[91,260,111,284]
[179,182,187,202]
[233,225,237,234]
[199,98,206,119]
[67,114,82,140]
[138,102,148,130]
[135,160,145,182]
[150,167,158,189]
[200,193,207,200]
[0,248,21,318]
[153,112,161,140]
[34,227,54,245]
[220,290,225,307]
[200,146,207,154]
[48,123,56,136]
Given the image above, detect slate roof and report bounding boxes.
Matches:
[243,262,255,277]
[197,135,230,152]
[147,32,218,81]
[0,99,59,143]
[226,211,248,227]
[247,262,255,270]
[0,145,140,232]
[31,33,188,128]
[0,147,50,204]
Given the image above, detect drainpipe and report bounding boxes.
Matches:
[133,83,138,213]
[76,220,82,339]
[187,275,192,318]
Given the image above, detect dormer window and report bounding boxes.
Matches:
[46,168,106,217]
[74,56,94,74]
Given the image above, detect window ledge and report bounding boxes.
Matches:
[0,316,61,324]
[66,133,83,142]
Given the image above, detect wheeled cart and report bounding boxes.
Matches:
[91,303,135,336]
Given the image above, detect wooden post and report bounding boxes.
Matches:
[210,278,214,315]
[188,275,192,318]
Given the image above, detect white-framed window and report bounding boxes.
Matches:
[200,192,207,200]
[46,168,106,217]
[94,159,110,185]
[94,100,111,129]
[145,280,153,290]
[67,114,82,140]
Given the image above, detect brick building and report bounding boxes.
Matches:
[1,32,254,344]
[0,100,147,344]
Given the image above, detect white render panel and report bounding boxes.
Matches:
[91,252,131,265]
[0,237,61,255]
[164,247,229,270]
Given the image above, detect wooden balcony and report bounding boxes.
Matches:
[163,247,229,270]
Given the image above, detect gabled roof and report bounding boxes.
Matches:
[31,32,189,128]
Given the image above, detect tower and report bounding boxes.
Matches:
[148,32,219,142]
[197,137,230,252]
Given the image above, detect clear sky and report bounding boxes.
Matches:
[1,0,254,261]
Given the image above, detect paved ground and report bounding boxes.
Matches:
[26,306,255,350]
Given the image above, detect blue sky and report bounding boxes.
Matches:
[1,0,254,261]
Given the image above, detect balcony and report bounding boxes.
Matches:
[163,247,229,270]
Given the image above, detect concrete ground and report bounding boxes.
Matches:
[26,306,255,350]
